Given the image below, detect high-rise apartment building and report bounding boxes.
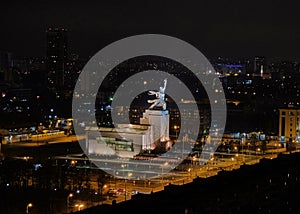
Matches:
[46,27,68,89]
[254,56,265,74]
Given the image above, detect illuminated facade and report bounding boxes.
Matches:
[279,108,300,142]
[85,124,152,158]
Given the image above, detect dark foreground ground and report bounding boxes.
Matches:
[78,152,300,214]
[0,142,85,214]
[1,142,300,214]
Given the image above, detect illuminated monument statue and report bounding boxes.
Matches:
[147,78,167,110]
[86,78,171,158]
[140,78,170,150]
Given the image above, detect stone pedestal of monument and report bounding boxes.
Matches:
[140,109,170,150]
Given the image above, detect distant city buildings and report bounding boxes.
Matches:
[254,56,265,74]
[0,51,13,83]
[1,28,300,140]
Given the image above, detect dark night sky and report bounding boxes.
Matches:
[1,0,300,60]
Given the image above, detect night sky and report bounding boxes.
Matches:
[1,0,300,60]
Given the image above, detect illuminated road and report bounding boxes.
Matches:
[3,134,85,147]
[59,150,274,213]
[2,134,289,213]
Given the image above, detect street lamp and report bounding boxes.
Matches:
[121,164,126,177]
[67,193,73,213]
[174,125,180,139]
[100,184,107,205]
[26,203,33,214]
[121,164,127,201]
[257,147,261,155]
[124,172,133,201]
[114,171,119,189]
[161,162,169,185]
[188,168,192,178]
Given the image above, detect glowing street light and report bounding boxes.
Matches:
[26,203,33,214]
[257,147,261,154]
[123,172,133,201]
[121,164,126,178]
[174,125,180,139]
[67,193,73,212]
[161,162,169,184]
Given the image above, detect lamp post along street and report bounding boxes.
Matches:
[124,178,127,201]
[26,203,33,214]
[67,193,73,213]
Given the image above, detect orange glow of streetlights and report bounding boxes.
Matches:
[67,193,73,212]
[26,203,33,214]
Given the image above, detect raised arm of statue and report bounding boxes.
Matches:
[162,79,167,91]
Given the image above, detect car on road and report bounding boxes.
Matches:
[117,188,125,194]
[108,189,118,195]
[131,190,139,195]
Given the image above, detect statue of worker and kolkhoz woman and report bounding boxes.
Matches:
[147,78,167,111]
